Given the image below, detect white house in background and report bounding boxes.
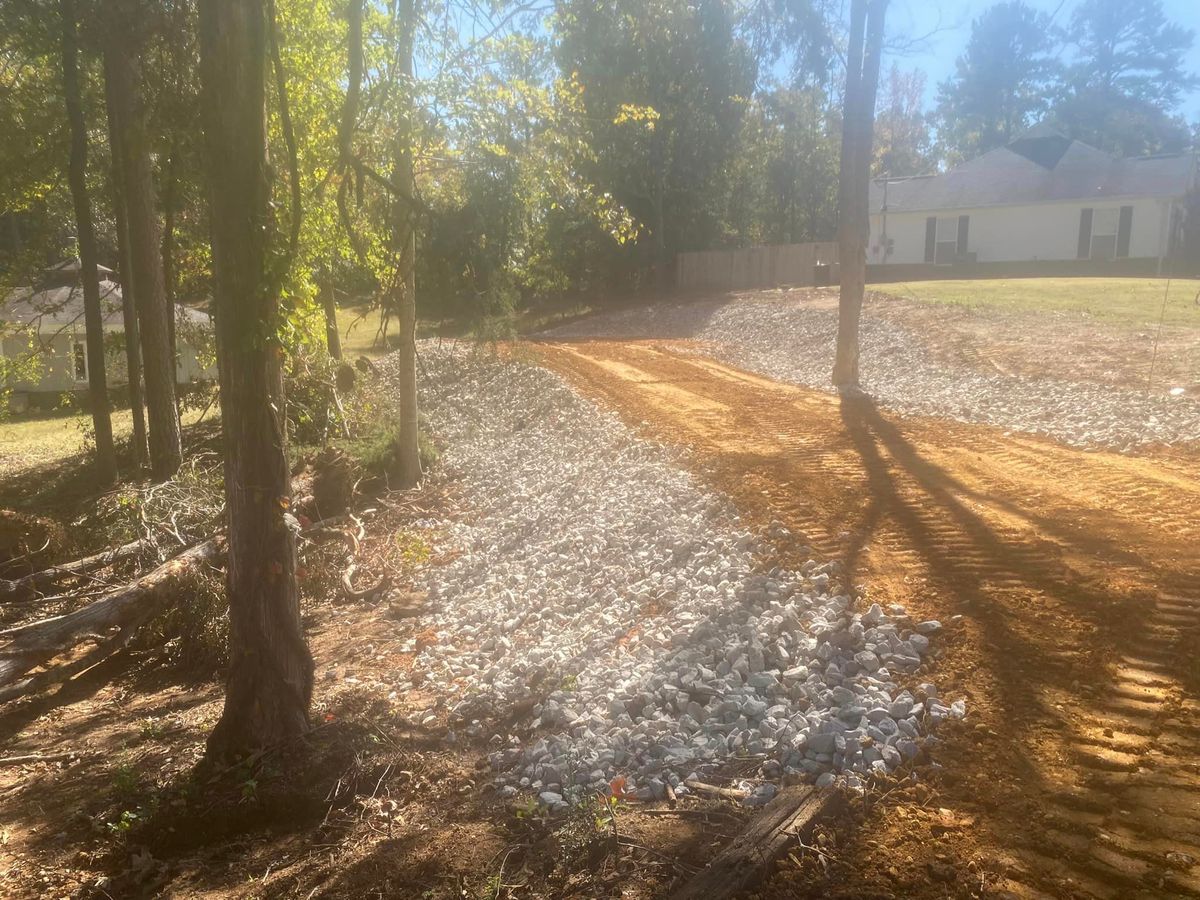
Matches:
[868,125,1199,276]
[1,259,213,410]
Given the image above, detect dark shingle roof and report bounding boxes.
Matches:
[871,130,1198,213]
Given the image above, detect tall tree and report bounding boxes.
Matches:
[556,0,755,288]
[934,1,1059,162]
[59,0,117,484]
[873,64,932,176]
[391,0,421,487]
[832,0,886,391]
[102,46,148,468]
[1052,0,1197,156]
[199,0,313,757]
[104,0,182,481]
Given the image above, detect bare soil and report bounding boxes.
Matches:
[536,339,1200,899]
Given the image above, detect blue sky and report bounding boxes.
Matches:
[886,0,1200,121]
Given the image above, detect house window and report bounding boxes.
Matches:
[935,216,958,264]
[1090,208,1119,260]
[72,341,88,382]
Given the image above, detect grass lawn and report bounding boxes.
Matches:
[334,295,606,354]
[0,405,211,478]
[880,277,1200,328]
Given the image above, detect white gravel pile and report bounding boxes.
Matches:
[384,345,958,810]
[545,296,1200,452]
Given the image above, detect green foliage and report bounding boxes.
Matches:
[1051,0,1197,156]
[555,0,756,268]
[341,416,438,484]
[874,65,934,177]
[934,1,1060,163]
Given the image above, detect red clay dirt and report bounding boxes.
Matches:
[537,339,1200,899]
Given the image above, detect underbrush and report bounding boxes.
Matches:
[338,416,440,485]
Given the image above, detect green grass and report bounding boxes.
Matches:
[0,405,210,477]
[334,303,391,359]
[334,295,606,353]
[880,277,1200,328]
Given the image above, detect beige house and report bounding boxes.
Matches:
[1,260,213,411]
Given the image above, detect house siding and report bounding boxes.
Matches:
[3,327,211,395]
[869,197,1171,267]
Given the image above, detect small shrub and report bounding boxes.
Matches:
[341,417,437,485]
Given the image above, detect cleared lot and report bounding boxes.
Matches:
[539,339,1200,899]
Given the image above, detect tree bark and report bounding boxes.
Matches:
[162,147,179,385]
[102,44,149,468]
[60,0,118,486]
[390,0,421,488]
[323,278,342,360]
[105,5,182,480]
[832,0,887,390]
[199,0,313,759]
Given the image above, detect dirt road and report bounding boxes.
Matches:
[538,339,1200,899]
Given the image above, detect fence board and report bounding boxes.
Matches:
[676,242,838,291]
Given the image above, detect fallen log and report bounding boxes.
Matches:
[0,515,354,703]
[0,539,224,694]
[0,538,148,603]
[669,786,841,900]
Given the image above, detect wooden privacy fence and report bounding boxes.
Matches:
[675,241,839,292]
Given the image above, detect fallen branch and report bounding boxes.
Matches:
[684,779,750,802]
[341,562,390,601]
[0,539,225,694]
[0,621,141,704]
[0,514,355,703]
[0,538,148,603]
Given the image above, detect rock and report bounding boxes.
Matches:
[402,346,953,795]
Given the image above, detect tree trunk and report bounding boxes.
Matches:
[103,45,148,467]
[60,0,118,486]
[199,0,313,759]
[162,147,179,388]
[323,278,342,360]
[832,0,887,390]
[390,0,421,488]
[105,7,182,480]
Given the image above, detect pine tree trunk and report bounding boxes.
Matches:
[199,0,313,759]
[832,0,887,390]
[60,0,118,486]
[105,10,181,480]
[103,44,148,468]
[391,0,421,488]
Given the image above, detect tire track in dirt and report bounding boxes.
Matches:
[536,339,1200,899]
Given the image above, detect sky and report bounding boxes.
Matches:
[886,0,1200,122]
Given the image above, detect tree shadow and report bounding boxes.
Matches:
[836,392,1154,710]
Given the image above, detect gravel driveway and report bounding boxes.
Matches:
[544,294,1200,452]
[380,346,957,809]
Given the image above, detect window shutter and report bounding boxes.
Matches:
[1077,208,1093,259]
[957,215,969,256]
[1116,205,1133,257]
[924,216,936,263]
